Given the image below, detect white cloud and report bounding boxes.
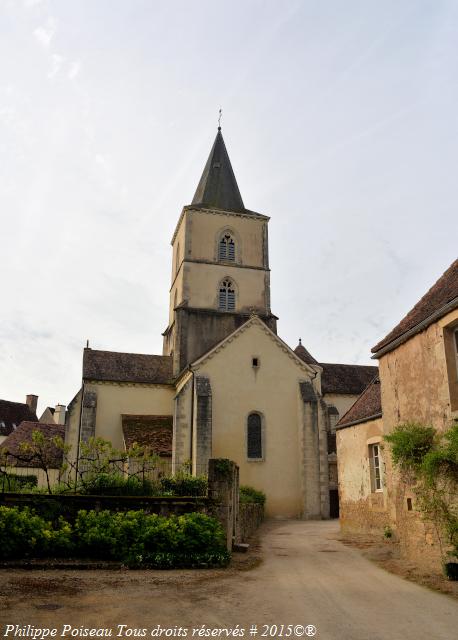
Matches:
[68,61,81,80]
[24,0,45,7]
[33,17,57,48]
[47,53,64,79]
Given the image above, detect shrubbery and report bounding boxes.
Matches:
[0,506,72,559]
[0,473,38,492]
[384,422,436,471]
[240,485,266,505]
[0,506,229,568]
[159,473,208,496]
[385,422,458,577]
[78,473,158,496]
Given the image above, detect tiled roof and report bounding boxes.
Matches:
[0,400,38,437]
[83,349,173,384]
[320,363,378,395]
[0,421,65,468]
[372,258,458,356]
[122,415,172,456]
[294,340,319,366]
[336,378,382,429]
[293,343,377,393]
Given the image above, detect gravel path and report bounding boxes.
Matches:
[1,520,457,640]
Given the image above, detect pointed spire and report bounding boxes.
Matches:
[192,127,245,213]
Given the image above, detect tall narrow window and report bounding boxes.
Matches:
[247,413,263,459]
[219,233,235,262]
[219,279,235,311]
[369,443,383,492]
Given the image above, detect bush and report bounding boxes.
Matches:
[0,506,72,559]
[74,509,228,567]
[421,424,458,484]
[159,473,207,496]
[385,421,458,564]
[384,423,436,470]
[0,506,229,568]
[240,485,266,505]
[79,473,158,496]
[0,474,38,492]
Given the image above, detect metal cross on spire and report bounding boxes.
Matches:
[218,108,222,130]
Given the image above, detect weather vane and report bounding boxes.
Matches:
[218,108,222,129]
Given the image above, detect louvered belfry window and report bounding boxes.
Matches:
[219,233,235,261]
[247,413,262,459]
[219,279,235,311]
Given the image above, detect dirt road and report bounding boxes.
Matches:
[1,520,457,640]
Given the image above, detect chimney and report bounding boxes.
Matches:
[26,394,38,415]
[54,404,66,425]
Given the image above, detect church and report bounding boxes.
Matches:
[66,126,377,518]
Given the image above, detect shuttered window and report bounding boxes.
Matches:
[219,233,235,262]
[247,413,262,459]
[369,443,383,492]
[219,279,235,311]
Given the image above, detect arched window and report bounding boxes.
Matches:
[218,232,235,262]
[247,413,263,459]
[218,279,235,311]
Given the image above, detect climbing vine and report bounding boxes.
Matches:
[384,422,458,576]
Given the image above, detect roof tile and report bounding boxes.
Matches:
[0,421,64,468]
[336,378,382,428]
[122,415,172,456]
[320,363,378,395]
[83,349,173,384]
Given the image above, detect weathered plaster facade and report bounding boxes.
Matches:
[337,417,389,534]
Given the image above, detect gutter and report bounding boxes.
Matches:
[371,297,458,359]
[335,412,383,431]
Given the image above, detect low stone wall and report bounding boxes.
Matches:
[239,503,264,542]
[0,492,209,522]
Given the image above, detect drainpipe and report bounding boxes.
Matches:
[75,381,84,485]
[189,368,195,471]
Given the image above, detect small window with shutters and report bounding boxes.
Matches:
[218,279,236,311]
[247,413,263,460]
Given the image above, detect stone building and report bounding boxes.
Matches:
[337,258,458,568]
[66,126,376,518]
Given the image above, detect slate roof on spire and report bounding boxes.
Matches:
[191,128,246,213]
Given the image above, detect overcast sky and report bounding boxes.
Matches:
[1,0,457,415]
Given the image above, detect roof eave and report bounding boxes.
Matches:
[371,296,458,359]
[336,412,383,431]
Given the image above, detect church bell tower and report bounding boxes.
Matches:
[163,126,278,376]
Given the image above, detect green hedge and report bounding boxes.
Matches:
[0,506,73,559]
[159,473,208,496]
[78,473,159,496]
[0,474,38,492]
[0,506,229,568]
[240,485,266,505]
